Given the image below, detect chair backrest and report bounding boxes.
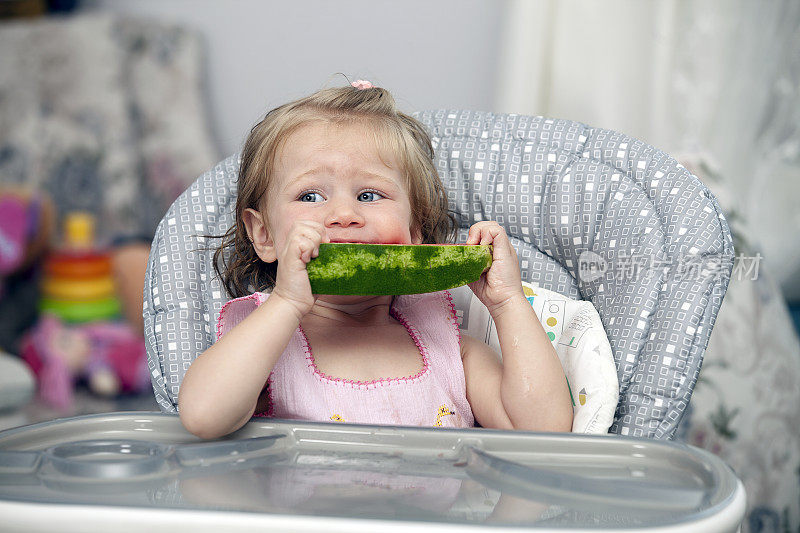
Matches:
[143,110,735,439]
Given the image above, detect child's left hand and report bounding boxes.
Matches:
[465,222,525,317]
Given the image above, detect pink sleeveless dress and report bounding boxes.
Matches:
[216,290,474,428]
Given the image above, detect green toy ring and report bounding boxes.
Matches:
[40,297,121,323]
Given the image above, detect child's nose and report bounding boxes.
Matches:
[324,198,364,228]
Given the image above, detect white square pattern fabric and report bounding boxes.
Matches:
[143,110,734,439]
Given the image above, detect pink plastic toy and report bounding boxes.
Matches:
[20,314,149,411]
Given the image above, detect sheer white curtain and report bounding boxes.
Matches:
[495,0,800,299]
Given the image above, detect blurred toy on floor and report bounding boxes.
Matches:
[39,212,121,323]
[21,211,149,411]
[20,315,148,411]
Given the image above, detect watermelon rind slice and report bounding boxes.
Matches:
[307,243,492,295]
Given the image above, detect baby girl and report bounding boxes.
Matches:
[178,81,572,439]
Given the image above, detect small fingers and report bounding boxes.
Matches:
[467,221,505,246]
[285,221,326,263]
[296,235,318,263]
[465,226,479,245]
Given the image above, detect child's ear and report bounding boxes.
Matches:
[242,208,277,263]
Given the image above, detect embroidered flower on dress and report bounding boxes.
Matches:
[435,405,455,426]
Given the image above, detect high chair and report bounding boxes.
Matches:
[143,110,735,440]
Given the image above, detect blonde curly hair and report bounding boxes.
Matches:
[214,84,455,297]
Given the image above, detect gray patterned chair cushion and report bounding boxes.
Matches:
[143,110,735,439]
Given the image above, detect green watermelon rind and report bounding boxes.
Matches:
[307,243,493,295]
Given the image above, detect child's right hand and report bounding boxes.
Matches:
[270,220,327,319]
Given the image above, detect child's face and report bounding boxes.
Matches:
[248,121,422,262]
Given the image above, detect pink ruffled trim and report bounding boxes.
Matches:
[299,303,431,389]
[217,293,274,417]
[215,303,229,341]
[441,290,462,346]
[216,292,265,341]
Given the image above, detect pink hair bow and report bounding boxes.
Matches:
[351,79,374,90]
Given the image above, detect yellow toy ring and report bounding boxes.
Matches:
[42,277,116,300]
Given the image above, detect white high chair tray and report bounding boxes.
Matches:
[0,412,745,532]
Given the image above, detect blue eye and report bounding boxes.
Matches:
[299,192,324,202]
[358,191,383,202]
